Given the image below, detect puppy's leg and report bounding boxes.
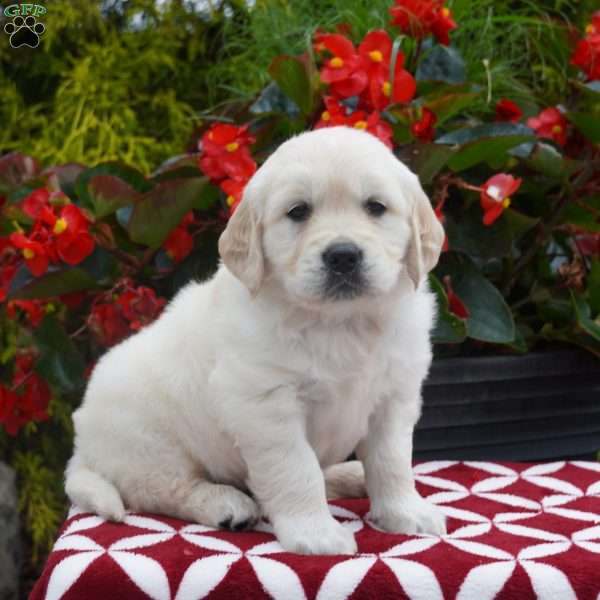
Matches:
[357,389,446,536]
[227,386,357,555]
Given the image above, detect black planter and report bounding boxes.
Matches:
[415,350,600,462]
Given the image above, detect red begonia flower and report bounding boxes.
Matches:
[526,107,568,146]
[318,33,369,98]
[88,303,131,347]
[118,286,167,331]
[220,179,247,215]
[495,99,523,122]
[164,227,194,262]
[7,300,46,327]
[314,96,349,128]
[390,0,456,46]
[480,174,521,226]
[9,231,50,276]
[21,188,51,219]
[411,107,437,141]
[199,124,256,182]
[50,204,95,266]
[357,30,416,109]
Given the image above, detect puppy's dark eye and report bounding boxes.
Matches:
[287,202,311,222]
[365,199,387,217]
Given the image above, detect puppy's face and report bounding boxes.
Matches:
[219,127,444,307]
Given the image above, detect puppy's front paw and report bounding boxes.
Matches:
[368,493,446,536]
[274,514,358,555]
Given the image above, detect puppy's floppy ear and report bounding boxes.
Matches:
[405,177,445,289]
[218,195,264,295]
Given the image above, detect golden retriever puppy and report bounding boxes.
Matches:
[66,126,446,555]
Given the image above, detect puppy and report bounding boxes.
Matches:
[66,126,446,555]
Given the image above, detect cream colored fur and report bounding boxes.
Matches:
[66,126,446,555]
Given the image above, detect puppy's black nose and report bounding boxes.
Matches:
[322,242,364,274]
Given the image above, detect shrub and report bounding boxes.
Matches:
[0,0,599,578]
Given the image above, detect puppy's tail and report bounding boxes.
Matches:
[65,461,125,522]
[324,460,366,499]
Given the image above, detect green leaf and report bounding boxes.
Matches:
[33,316,86,393]
[128,177,210,248]
[85,174,140,218]
[562,196,600,232]
[568,112,600,144]
[438,254,515,343]
[571,291,600,342]
[8,265,98,300]
[523,142,575,179]
[268,55,314,116]
[445,205,537,260]
[416,45,466,84]
[75,163,150,212]
[436,123,535,171]
[424,90,478,125]
[429,274,467,343]
[43,163,85,198]
[401,143,456,184]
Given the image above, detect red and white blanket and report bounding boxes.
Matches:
[31,461,600,600]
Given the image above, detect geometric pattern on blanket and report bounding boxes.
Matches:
[30,461,600,600]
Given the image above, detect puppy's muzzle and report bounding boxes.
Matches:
[321,242,367,299]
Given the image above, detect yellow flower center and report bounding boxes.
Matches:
[53,218,68,235]
[23,248,35,260]
[321,110,331,121]
[552,125,563,134]
[354,120,368,130]
[382,81,391,97]
[369,50,383,63]
[225,142,239,153]
[585,24,594,34]
[330,57,344,68]
[502,197,511,208]
[226,195,236,207]
[441,7,450,17]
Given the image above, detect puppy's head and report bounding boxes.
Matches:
[219,127,444,306]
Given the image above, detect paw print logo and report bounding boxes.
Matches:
[4,15,45,48]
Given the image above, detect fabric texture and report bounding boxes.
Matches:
[30,461,600,600]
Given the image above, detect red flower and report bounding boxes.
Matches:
[358,30,416,109]
[318,33,369,98]
[572,37,600,81]
[7,300,46,327]
[390,0,456,46]
[495,99,522,122]
[9,230,50,276]
[526,107,568,146]
[411,107,437,141]
[220,179,247,215]
[443,276,469,319]
[88,302,131,347]
[199,124,256,182]
[118,286,166,331]
[0,352,51,436]
[21,188,51,219]
[164,227,194,262]
[314,96,349,128]
[50,204,95,266]
[480,174,521,226]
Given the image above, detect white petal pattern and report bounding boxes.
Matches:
[45,552,103,600]
[456,561,516,600]
[175,554,240,600]
[315,556,376,600]
[382,558,444,600]
[110,551,171,600]
[248,556,307,600]
[521,560,577,600]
